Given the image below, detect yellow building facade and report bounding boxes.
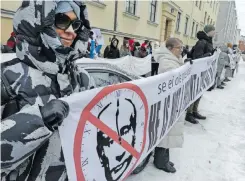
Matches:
[1,1,219,48]
[1,1,21,44]
[162,0,220,46]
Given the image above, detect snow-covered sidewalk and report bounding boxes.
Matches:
[127,61,245,181]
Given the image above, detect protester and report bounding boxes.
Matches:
[104,37,120,59]
[148,41,153,54]
[153,41,160,49]
[153,38,185,173]
[129,38,135,55]
[133,41,141,57]
[227,43,233,54]
[151,41,160,76]
[139,46,148,58]
[120,39,131,57]
[182,45,189,57]
[6,31,16,52]
[1,44,14,53]
[1,1,93,180]
[231,45,239,77]
[141,40,149,48]
[93,28,104,56]
[88,30,97,59]
[223,43,233,82]
[216,45,230,89]
[186,25,216,124]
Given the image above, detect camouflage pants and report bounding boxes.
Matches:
[187,97,202,113]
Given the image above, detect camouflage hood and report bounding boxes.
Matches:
[13,0,91,75]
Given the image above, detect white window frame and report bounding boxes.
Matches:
[195,1,199,7]
[176,12,181,32]
[125,0,137,15]
[195,23,199,36]
[191,21,195,37]
[184,16,189,35]
[199,1,202,10]
[149,0,157,22]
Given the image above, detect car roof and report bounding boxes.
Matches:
[76,61,141,80]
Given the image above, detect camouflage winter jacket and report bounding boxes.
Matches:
[1,1,92,180]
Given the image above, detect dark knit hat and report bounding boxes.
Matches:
[204,25,215,33]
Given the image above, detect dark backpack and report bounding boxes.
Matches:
[187,40,207,59]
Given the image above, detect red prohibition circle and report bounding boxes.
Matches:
[73,83,149,181]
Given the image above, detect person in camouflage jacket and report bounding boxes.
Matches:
[1,1,93,180]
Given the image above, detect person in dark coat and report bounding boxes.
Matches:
[6,32,16,52]
[192,25,215,59]
[181,45,189,57]
[1,44,14,53]
[1,1,93,180]
[104,37,120,59]
[186,25,215,124]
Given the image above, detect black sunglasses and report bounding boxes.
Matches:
[55,13,82,31]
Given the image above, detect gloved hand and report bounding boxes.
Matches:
[212,48,217,54]
[184,58,193,64]
[40,100,69,131]
[203,52,212,57]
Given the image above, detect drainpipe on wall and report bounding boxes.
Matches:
[113,0,118,38]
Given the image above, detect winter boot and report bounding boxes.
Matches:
[207,84,215,91]
[193,112,206,120]
[217,85,224,89]
[221,82,226,86]
[185,113,199,124]
[154,147,176,173]
[224,78,231,82]
[169,161,174,167]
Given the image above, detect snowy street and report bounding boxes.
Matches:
[127,60,245,181]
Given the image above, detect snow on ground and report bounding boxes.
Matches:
[127,60,245,181]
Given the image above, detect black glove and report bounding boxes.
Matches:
[184,58,193,64]
[212,48,217,54]
[40,100,69,131]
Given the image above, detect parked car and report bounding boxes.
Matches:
[76,60,141,87]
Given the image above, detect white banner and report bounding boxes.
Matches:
[59,52,219,181]
[1,53,151,76]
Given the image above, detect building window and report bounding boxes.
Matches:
[195,1,198,7]
[184,17,189,35]
[149,0,157,22]
[199,1,202,10]
[204,12,207,24]
[210,0,212,7]
[126,0,137,15]
[191,21,195,37]
[215,3,218,14]
[176,12,181,32]
[207,16,210,24]
[213,21,215,26]
[195,24,198,35]
[210,19,213,25]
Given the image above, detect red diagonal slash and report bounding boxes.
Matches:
[89,113,140,159]
[73,83,149,181]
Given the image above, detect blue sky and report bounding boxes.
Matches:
[235,0,245,35]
